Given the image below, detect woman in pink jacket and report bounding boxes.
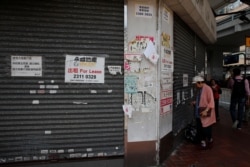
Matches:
[192,76,216,149]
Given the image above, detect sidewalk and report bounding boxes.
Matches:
[163,106,250,167]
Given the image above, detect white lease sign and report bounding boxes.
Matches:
[65,55,105,83]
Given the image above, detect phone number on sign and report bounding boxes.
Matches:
[73,74,96,79]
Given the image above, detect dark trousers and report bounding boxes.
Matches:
[196,118,212,142]
[230,97,245,128]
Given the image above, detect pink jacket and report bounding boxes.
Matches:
[199,84,216,127]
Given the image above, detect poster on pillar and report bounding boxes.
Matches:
[160,71,173,115]
[159,3,174,138]
[160,5,173,72]
[126,0,158,142]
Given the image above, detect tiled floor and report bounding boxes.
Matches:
[163,106,250,167]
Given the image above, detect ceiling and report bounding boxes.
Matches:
[208,0,250,47]
[215,27,250,47]
[208,0,238,11]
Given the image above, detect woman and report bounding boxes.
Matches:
[192,76,216,149]
[210,79,221,121]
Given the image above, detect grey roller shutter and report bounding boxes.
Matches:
[196,37,206,75]
[0,0,124,164]
[172,14,195,134]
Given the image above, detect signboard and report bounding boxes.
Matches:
[246,47,250,59]
[135,4,153,18]
[183,74,188,87]
[246,37,250,59]
[11,55,42,77]
[160,90,172,115]
[246,37,250,47]
[65,55,105,83]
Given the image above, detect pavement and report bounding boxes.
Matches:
[163,105,250,167]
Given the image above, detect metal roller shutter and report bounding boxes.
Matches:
[172,14,195,134]
[195,37,206,75]
[0,0,124,164]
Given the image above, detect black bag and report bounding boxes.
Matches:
[184,123,198,143]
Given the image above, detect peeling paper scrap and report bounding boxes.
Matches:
[30,90,36,94]
[82,153,87,157]
[68,149,74,153]
[32,100,39,104]
[122,104,134,118]
[88,153,94,157]
[45,130,51,135]
[40,85,45,89]
[46,85,59,89]
[108,66,122,75]
[86,148,93,152]
[49,150,56,153]
[97,152,104,156]
[143,40,159,64]
[49,90,57,94]
[70,153,81,158]
[124,60,130,71]
[90,90,97,93]
[73,101,88,105]
[143,40,155,58]
[41,150,48,154]
[15,157,23,161]
[57,150,64,153]
[23,157,30,161]
[37,89,45,94]
[39,156,46,160]
[148,53,159,64]
[125,54,142,61]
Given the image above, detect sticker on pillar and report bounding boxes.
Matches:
[124,54,142,73]
[142,75,154,88]
[143,40,159,64]
[135,4,153,18]
[161,32,171,48]
[161,49,173,71]
[125,75,138,94]
[160,72,172,90]
[161,90,173,115]
[124,60,131,72]
[163,6,170,23]
[128,36,154,53]
[122,104,134,118]
[125,54,142,62]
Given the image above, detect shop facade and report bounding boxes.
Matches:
[125,0,215,166]
[0,0,216,166]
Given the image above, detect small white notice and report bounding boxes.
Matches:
[11,55,42,77]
